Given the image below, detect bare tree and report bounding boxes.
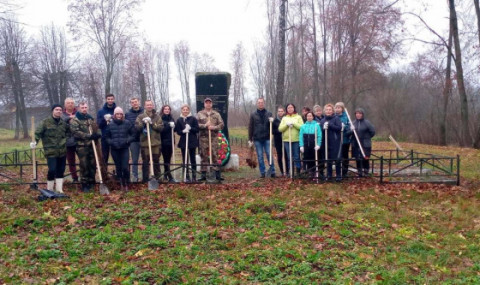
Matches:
[0,17,28,139]
[67,0,142,95]
[155,44,170,106]
[174,41,191,105]
[276,0,287,106]
[192,52,218,73]
[231,42,246,109]
[34,24,71,105]
[449,0,471,146]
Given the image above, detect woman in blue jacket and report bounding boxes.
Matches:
[299,112,322,178]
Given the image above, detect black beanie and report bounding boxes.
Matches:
[51,104,62,111]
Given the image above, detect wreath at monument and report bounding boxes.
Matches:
[217,131,230,166]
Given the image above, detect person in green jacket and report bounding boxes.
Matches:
[135,100,164,182]
[33,104,68,193]
[278,103,303,177]
[299,112,322,178]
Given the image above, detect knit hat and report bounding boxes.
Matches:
[334,102,345,111]
[114,107,124,115]
[51,104,62,111]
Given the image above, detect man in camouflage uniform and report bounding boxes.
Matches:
[70,102,102,192]
[135,100,164,182]
[33,104,69,193]
[196,97,224,181]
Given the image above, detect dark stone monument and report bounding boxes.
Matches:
[195,72,231,140]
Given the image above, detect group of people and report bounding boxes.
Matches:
[33,94,225,193]
[248,98,375,182]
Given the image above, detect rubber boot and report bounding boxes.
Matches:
[81,183,90,192]
[198,171,207,181]
[55,178,64,193]
[215,171,224,181]
[47,180,55,191]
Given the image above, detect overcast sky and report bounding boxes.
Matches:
[14,0,451,100]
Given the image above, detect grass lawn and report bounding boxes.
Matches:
[1,128,480,283]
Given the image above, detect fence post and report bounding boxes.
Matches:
[380,156,384,183]
[410,150,414,164]
[456,154,460,186]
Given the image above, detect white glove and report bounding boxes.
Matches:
[314,145,320,151]
[350,125,355,131]
[341,123,345,131]
[300,147,304,153]
[185,124,191,131]
[268,117,274,123]
[142,117,152,124]
[30,142,37,149]
[104,114,112,122]
[323,122,329,130]
[169,122,175,128]
[248,140,253,148]
[286,121,293,128]
[182,128,190,134]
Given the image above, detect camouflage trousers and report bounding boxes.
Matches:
[199,133,220,171]
[141,146,161,181]
[76,145,96,184]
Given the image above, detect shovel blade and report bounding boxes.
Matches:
[148,178,159,190]
[99,184,110,195]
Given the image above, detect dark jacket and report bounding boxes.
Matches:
[35,116,68,158]
[125,107,144,142]
[175,114,199,149]
[97,102,117,135]
[160,114,176,147]
[351,116,375,149]
[272,116,283,148]
[62,108,77,147]
[248,109,272,142]
[337,112,351,144]
[105,119,135,150]
[319,115,342,159]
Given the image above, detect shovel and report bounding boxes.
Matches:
[171,127,177,180]
[145,121,159,190]
[184,131,189,182]
[90,126,110,195]
[266,120,273,177]
[30,116,38,190]
[288,125,293,178]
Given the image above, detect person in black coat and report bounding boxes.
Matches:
[350,108,375,177]
[160,105,177,183]
[175,104,199,182]
[319,104,342,181]
[106,107,135,191]
[272,106,287,176]
[125,98,144,182]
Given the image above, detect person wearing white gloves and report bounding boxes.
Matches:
[299,112,322,178]
[134,100,164,182]
[278,103,304,177]
[34,104,69,193]
[96,93,116,164]
[160,105,177,183]
[248,98,276,178]
[175,104,199,182]
[319,104,343,182]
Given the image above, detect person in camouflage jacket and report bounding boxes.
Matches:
[134,100,164,182]
[196,97,224,181]
[70,102,102,192]
[33,104,69,193]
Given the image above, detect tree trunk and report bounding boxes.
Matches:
[276,0,287,106]
[311,0,320,105]
[449,0,471,146]
[13,61,29,139]
[138,71,147,105]
[472,0,480,148]
[440,28,453,146]
[89,72,100,112]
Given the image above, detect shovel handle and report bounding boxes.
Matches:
[146,121,155,177]
[31,116,37,181]
[89,126,103,183]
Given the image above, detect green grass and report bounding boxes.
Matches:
[1,130,480,283]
